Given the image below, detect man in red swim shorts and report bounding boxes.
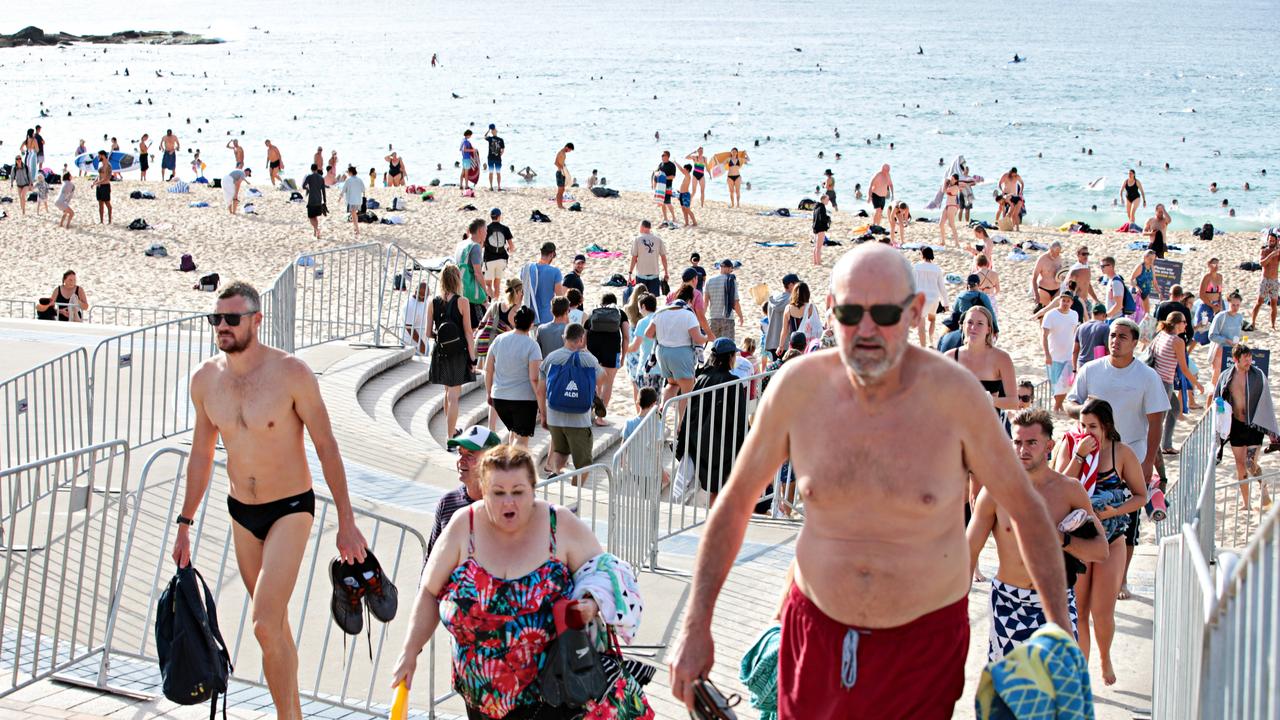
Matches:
[669,244,1070,719]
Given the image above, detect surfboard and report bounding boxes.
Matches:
[710,151,749,179]
[75,151,137,172]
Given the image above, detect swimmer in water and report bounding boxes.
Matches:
[1209,182,1218,193]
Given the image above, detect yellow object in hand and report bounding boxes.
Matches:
[390,682,409,720]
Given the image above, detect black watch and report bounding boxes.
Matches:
[175,514,194,527]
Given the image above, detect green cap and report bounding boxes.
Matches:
[447,425,501,452]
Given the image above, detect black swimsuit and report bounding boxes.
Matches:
[389,161,402,177]
[227,489,316,541]
[1125,181,1141,203]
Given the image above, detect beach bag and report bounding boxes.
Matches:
[538,599,608,709]
[569,202,582,211]
[587,306,622,335]
[128,218,149,231]
[211,178,221,188]
[358,211,378,223]
[155,567,232,716]
[389,197,406,211]
[797,198,816,211]
[289,191,303,202]
[455,244,487,307]
[531,209,551,223]
[179,254,197,272]
[431,296,467,358]
[547,351,596,414]
[197,273,220,292]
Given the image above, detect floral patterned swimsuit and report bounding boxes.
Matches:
[439,506,571,719]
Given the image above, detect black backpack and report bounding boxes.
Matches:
[197,273,220,291]
[432,295,466,357]
[128,218,149,231]
[538,600,607,708]
[155,567,232,718]
[587,306,622,335]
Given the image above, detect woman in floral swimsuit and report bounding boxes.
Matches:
[392,445,651,719]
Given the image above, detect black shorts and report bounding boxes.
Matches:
[555,171,566,188]
[270,159,282,170]
[96,184,111,202]
[825,189,837,205]
[1124,510,1140,547]
[586,331,622,369]
[493,398,538,437]
[1230,417,1266,447]
[139,155,149,172]
[227,489,316,541]
[871,192,886,209]
[307,204,327,218]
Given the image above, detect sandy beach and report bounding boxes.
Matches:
[1,177,1274,381]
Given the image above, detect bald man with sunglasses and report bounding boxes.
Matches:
[670,245,1069,719]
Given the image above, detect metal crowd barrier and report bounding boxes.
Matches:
[1210,469,1280,554]
[608,410,663,571]
[1202,503,1279,719]
[379,245,445,353]
[0,298,201,327]
[88,447,429,716]
[260,244,385,353]
[1031,377,1053,412]
[0,441,131,697]
[1151,522,1215,720]
[1158,404,1219,545]
[651,372,757,570]
[0,348,90,471]
[88,315,218,449]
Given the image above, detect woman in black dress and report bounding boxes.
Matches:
[423,265,475,438]
[585,293,628,426]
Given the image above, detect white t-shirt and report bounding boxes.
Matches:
[1067,357,1171,461]
[913,261,948,307]
[651,305,700,347]
[403,295,428,346]
[1104,275,1125,314]
[341,176,365,207]
[1041,309,1080,362]
[631,233,666,277]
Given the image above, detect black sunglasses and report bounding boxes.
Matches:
[831,294,916,327]
[207,311,256,327]
[1018,394,1033,402]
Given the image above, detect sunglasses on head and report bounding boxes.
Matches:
[207,311,255,327]
[830,294,916,327]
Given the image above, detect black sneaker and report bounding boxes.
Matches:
[329,558,365,635]
[358,549,399,623]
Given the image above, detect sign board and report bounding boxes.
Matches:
[1220,347,1270,376]
[1152,259,1183,301]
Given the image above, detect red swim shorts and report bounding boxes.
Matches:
[778,584,968,719]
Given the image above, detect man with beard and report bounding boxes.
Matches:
[171,282,368,720]
[669,245,1069,719]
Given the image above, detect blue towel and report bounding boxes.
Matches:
[976,624,1094,720]
[740,624,780,720]
[755,241,797,248]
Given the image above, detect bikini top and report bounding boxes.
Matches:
[949,348,1005,397]
[438,506,571,718]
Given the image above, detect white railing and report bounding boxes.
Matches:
[87,315,218,449]
[0,442,132,697]
[0,348,90,471]
[378,245,446,352]
[1158,403,1220,545]
[86,447,429,716]
[1211,470,1280,553]
[608,409,663,571]
[1151,522,1215,720]
[260,244,385,353]
[1202,504,1280,719]
[0,298,202,327]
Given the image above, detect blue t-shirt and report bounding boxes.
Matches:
[531,264,563,322]
[623,416,645,439]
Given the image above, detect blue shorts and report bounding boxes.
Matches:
[161,152,176,171]
[487,158,502,172]
[679,192,691,208]
[461,157,474,171]
[656,345,696,380]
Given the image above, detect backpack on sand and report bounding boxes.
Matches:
[155,567,233,718]
[546,350,597,414]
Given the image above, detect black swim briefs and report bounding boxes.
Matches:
[227,489,316,541]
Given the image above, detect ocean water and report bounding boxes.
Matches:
[2,0,1278,230]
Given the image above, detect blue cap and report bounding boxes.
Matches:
[490,208,501,218]
[681,267,698,282]
[782,273,801,287]
[488,123,496,130]
[710,337,739,355]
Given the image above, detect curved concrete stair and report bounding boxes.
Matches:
[355,355,431,428]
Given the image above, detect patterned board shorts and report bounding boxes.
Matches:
[989,578,1079,662]
[1259,277,1280,301]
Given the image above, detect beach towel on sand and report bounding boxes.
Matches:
[755,241,796,248]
